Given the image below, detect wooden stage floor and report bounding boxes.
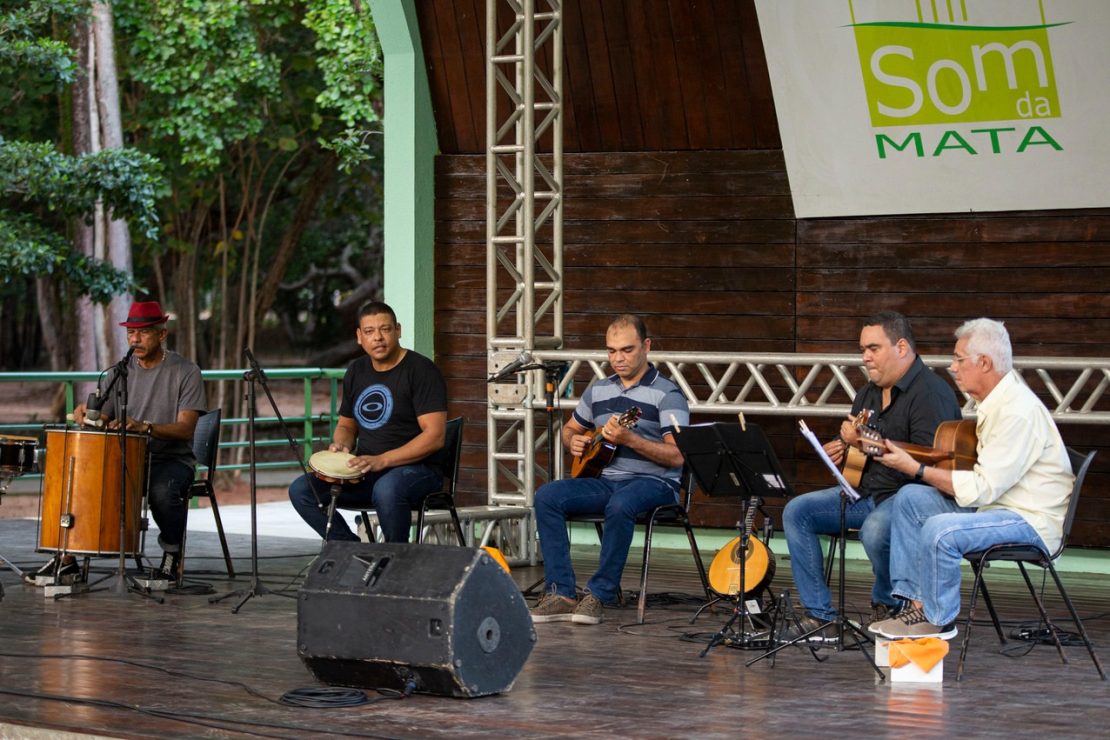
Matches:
[1,518,1108,739]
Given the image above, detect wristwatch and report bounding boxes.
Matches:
[914,463,926,482]
[144,420,154,436]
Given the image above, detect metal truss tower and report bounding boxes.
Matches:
[485,0,564,560]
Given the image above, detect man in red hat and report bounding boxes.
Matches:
[63,299,207,582]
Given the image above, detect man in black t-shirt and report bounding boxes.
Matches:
[780,311,962,643]
[289,301,448,543]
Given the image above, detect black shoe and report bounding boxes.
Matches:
[25,557,80,583]
[777,614,838,645]
[150,551,181,582]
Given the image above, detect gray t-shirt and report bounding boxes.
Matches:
[100,350,206,463]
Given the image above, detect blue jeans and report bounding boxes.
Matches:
[534,476,678,604]
[147,457,194,552]
[782,486,897,620]
[289,464,442,543]
[889,485,1046,626]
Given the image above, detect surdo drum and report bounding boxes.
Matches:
[38,428,148,556]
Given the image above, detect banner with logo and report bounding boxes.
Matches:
[754,0,1110,217]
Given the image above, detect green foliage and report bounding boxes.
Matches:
[117,0,382,173]
[116,0,286,172]
[0,3,164,306]
[305,0,383,172]
[0,208,134,302]
[0,137,162,239]
[0,0,84,83]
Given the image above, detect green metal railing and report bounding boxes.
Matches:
[0,368,346,477]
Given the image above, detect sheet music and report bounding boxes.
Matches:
[798,420,860,502]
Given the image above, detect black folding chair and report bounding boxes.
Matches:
[956,448,1104,681]
[179,409,234,583]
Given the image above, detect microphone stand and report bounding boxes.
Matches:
[109,354,159,600]
[211,348,297,611]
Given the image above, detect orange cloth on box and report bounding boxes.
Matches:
[888,637,949,672]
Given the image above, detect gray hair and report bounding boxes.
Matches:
[954,318,1013,373]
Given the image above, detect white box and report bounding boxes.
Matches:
[890,656,944,683]
[874,639,889,667]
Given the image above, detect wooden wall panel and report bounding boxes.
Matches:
[415,0,780,154]
[435,149,1110,546]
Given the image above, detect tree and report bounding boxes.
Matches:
[114,0,384,376]
[0,1,161,373]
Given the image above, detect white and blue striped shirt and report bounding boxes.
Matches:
[572,364,690,485]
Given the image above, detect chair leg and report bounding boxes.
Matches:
[637,519,656,625]
[415,506,426,544]
[177,506,189,587]
[1044,563,1107,679]
[1017,562,1068,666]
[448,506,466,546]
[684,521,712,601]
[978,576,1006,643]
[360,511,378,542]
[206,493,235,579]
[957,563,985,681]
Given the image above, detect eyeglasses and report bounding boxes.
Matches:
[125,327,162,337]
[951,354,977,365]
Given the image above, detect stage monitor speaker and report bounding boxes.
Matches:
[297,542,536,698]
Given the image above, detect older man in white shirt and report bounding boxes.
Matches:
[868,317,1074,640]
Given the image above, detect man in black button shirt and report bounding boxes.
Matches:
[780,311,961,642]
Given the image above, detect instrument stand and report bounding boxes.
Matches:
[0,476,26,579]
[747,421,883,678]
[675,422,790,655]
[211,348,296,612]
[698,498,774,654]
[748,489,883,678]
[321,483,345,548]
[508,360,568,599]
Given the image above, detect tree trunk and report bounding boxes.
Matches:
[92,1,132,359]
[71,12,101,382]
[253,152,339,330]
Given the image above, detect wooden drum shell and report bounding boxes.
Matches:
[38,428,147,556]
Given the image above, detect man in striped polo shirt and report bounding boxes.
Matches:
[531,314,690,625]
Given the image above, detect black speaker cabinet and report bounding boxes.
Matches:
[297,542,536,698]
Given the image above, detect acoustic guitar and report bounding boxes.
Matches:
[708,495,776,597]
[859,418,978,471]
[840,409,874,487]
[570,406,642,479]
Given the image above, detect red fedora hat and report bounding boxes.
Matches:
[120,301,170,328]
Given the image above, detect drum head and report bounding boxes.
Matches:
[309,450,362,481]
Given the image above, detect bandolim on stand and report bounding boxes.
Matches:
[673,420,790,655]
[749,420,883,679]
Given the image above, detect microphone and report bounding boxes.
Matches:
[487,351,533,383]
[84,390,105,427]
[84,346,134,427]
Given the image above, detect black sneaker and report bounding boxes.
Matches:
[776,614,838,644]
[150,551,181,582]
[25,557,80,584]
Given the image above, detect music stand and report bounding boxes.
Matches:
[747,420,883,678]
[674,422,790,655]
